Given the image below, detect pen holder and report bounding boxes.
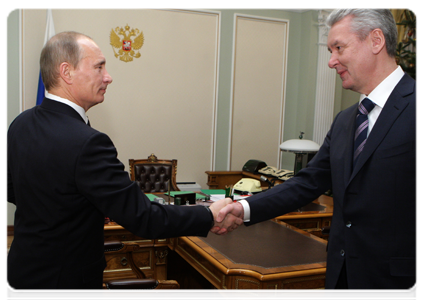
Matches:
[225,188,234,200]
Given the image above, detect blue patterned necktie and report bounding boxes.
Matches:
[353,98,375,168]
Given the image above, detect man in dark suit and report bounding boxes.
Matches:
[7,31,241,289]
[213,9,415,289]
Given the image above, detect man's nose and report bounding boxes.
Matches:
[328,53,337,69]
[104,69,113,84]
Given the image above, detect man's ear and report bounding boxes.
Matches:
[59,62,73,85]
[370,28,386,55]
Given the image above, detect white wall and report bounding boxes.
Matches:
[21,9,221,189]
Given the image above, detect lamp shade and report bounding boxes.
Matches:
[279,139,320,153]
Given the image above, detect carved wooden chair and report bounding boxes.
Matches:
[129,153,180,193]
[103,240,179,289]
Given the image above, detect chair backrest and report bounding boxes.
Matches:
[129,153,180,193]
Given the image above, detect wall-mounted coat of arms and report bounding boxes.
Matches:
[110,25,144,62]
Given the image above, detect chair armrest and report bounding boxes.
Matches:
[321,226,331,235]
[104,240,124,252]
[105,279,158,289]
[104,279,180,289]
[104,241,140,253]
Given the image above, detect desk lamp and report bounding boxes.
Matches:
[279,132,320,175]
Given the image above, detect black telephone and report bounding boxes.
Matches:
[242,160,267,173]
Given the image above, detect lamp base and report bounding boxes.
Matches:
[294,153,316,175]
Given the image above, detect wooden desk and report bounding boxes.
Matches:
[103,222,172,282]
[104,219,329,289]
[172,220,327,289]
[205,170,284,189]
[273,195,333,239]
[104,196,333,300]
[205,171,333,239]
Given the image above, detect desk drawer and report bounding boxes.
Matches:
[104,248,155,281]
[103,226,170,281]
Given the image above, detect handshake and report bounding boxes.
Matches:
[208,198,245,235]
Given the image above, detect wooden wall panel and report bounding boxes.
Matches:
[230,15,288,170]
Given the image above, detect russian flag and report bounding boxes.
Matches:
[36,9,55,106]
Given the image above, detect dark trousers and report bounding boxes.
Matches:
[335,261,348,289]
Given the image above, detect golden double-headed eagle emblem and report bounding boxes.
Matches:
[110,25,144,62]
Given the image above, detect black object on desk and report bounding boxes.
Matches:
[163,192,196,205]
[242,159,267,173]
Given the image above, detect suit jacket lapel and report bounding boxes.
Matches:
[349,74,414,180]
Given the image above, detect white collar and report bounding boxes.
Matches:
[45,91,89,124]
[360,66,405,108]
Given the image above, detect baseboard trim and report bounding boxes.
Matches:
[4,225,15,236]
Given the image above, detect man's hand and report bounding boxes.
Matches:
[210,198,244,235]
[209,198,243,235]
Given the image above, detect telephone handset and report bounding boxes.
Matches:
[259,166,278,175]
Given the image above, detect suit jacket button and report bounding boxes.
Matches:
[340,250,345,256]
[346,221,352,228]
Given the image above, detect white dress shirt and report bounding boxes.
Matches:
[360,66,404,136]
[239,66,405,223]
[45,91,89,125]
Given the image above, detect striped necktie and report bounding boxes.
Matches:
[353,98,375,168]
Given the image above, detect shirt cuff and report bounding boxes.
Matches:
[238,200,250,222]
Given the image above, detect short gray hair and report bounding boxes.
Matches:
[326,9,397,57]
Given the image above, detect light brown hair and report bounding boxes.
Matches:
[40,31,93,91]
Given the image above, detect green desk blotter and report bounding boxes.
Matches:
[146,194,158,201]
[200,189,226,195]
